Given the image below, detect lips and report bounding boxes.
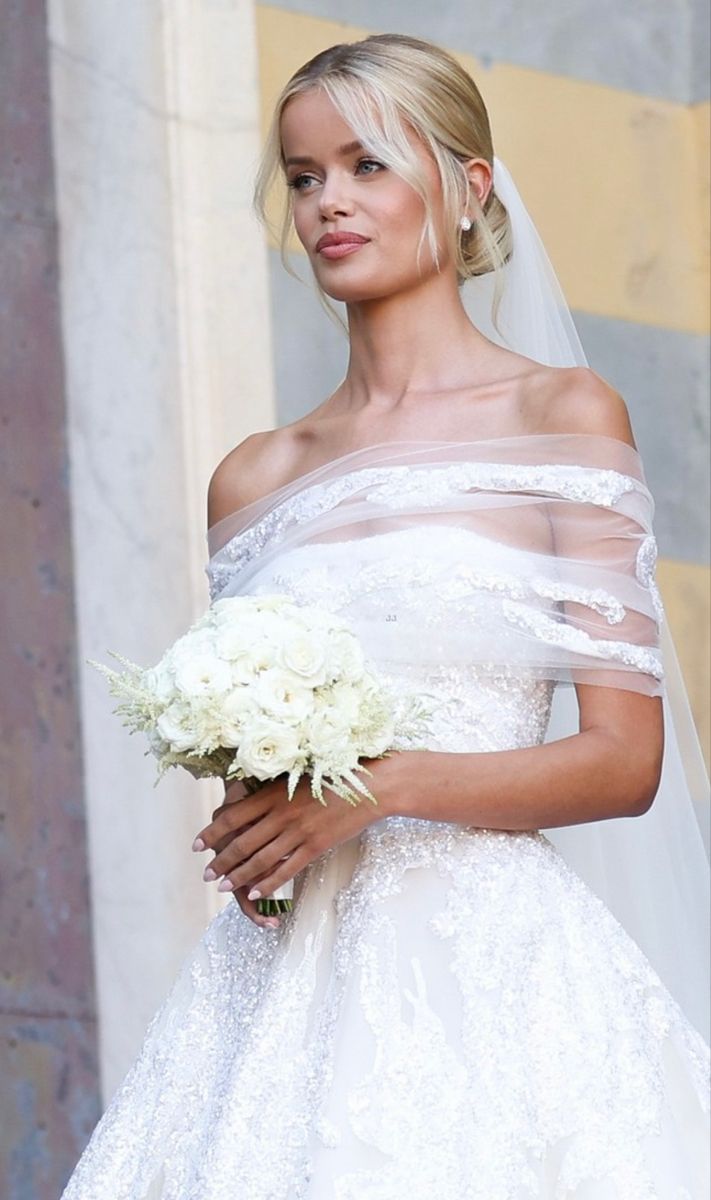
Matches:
[315,231,370,252]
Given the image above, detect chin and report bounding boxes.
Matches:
[316,270,415,305]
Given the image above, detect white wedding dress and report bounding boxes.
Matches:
[61,439,710,1200]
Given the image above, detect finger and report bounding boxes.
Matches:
[204,815,284,881]
[193,792,272,852]
[232,885,281,930]
[218,840,303,897]
[211,786,252,822]
[245,845,310,903]
[211,816,261,857]
[224,778,250,801]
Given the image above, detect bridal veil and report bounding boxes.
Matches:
[469,156,710,1041]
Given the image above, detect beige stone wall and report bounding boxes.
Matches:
[48,0,275,1099]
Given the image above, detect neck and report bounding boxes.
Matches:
[337,269,496,414]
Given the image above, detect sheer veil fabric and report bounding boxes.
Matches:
[482,158,710,1043]
[207,157,710,1043]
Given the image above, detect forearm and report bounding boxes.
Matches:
[384,729,652,830]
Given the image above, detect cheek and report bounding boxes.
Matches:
[378,198,438,270]
[292,206,311,248]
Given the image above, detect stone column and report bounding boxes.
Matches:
[0,2,100,1194]
[47,0,274,1110]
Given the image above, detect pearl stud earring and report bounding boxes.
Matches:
[460,215,472,231]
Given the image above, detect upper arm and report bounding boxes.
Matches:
[547,366,638,450]
[207,430,290,529]
[547,369,664,812]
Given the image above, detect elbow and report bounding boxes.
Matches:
[624,748,664,818]
[606,698,664,818]
[628,778,660,817]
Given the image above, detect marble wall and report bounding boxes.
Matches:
[47,0,275,1106]
[0,2,100,1194]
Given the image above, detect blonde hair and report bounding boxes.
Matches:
[252,32,512,335]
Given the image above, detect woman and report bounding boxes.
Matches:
[62,33,709,1199]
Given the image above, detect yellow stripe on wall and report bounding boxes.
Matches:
[657,557,711,774]
[256,6,710,335]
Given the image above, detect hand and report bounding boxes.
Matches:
[206,785,279,930]
[192,754,403,922]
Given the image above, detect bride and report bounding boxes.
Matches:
[62,32,709,1200]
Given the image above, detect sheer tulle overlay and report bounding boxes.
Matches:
[62,438,710,1199]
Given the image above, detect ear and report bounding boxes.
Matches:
[462,157,493,211]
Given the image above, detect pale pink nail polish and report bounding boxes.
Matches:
[192,837,206,852]
[217,878,235,892]
[203,867,217,882]
[247,887,261,901]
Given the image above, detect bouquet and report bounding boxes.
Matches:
[89,594,431,915]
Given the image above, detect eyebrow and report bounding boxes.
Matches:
[283,140,365,168]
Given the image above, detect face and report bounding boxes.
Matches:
[280,88,462,304]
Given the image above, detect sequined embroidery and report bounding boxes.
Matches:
[59,460,707,1200]
[206,460,645,596]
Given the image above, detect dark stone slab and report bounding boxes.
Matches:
[0,1014,101,1200]
[0,2,100,1195]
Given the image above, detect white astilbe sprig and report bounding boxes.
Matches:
[88,595,433,805]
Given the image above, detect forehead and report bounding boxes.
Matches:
[279,87,425,163]
[280,90,363,156]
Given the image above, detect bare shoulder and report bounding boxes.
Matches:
[207,427,299,527]
[536,365,638,449]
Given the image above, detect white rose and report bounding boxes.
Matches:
[214,624,259,662]
[213,608,286,647]
[277,631,328,685]
[254,668,315,724]
[324,679,363,727]
[256,611,297,645]
[303,708,353,761]
[173,654,233,698]
[173,625,216,654]
[325,630,366,682]
[147,728,171,758]
[253,593,297,613]
[156,702,199,752]
[210,596,245,615]
[226,640,280,685]
[144,662,176,704]
[218,688,260,748]
[235,720,302,780]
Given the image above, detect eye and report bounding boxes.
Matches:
[286,158,385,191]
[287,173,316,192]
[355,158,384,176]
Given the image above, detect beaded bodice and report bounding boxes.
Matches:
[205,451,664,756]
[213,525,558,756]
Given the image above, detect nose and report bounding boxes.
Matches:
[317,169,354,221]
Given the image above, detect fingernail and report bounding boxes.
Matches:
[192,837,206,852]
[266,918,280,928]
[247,887,261,901]
[217,878,235,892]
[202,866,217,882]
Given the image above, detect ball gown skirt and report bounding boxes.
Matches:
[62,441,711,1197]
[60,664,711,1200]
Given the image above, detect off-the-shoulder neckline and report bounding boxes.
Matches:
[206,431,643,537]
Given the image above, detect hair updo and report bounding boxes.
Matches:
[253,32,512,332]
